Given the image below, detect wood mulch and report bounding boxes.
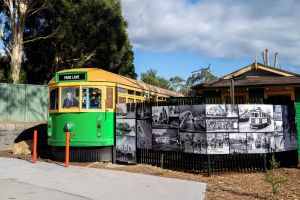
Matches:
[0,150,299,200]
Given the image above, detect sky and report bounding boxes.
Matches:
[121,0,300,80]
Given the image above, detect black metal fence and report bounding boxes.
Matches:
[136,148,298,176]
[132,97,299,176]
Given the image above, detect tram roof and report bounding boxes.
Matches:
[50,68,183,97]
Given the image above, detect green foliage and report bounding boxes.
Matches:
[141,67,218,96]
[141,69,172,90]
[264,155,287,200]
[0,56,11,83]
[187,68,218,87]
[169,76,185,91]
[22,0,136,84]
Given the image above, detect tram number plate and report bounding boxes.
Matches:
[58,73,86,81]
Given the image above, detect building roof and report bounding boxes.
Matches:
[222,62,299,79]
[50,68,183,97]
[203,76,300,88]
[193,62,300,89]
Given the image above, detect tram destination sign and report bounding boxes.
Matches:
[57,72,87,82]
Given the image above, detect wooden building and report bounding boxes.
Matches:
[193,62,300,157]
[193,62,300,105]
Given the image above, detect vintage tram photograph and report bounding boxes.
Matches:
[152,129,180,151]
[137,120,152,149]
[179,105,206,132]
[116,135,136,163]
[238,104,274,132]
[206,104,238,118]
[207,133,230,154]
[116,118,136,136]
[152,106,170,128]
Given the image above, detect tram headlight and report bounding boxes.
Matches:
[64,122,72,132]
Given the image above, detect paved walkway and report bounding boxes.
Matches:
[0,157,206,200]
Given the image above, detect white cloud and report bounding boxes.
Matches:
[122,0,300,67]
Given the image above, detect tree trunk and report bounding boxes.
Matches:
[10,42,23,83]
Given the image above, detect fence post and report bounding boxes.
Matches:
[263,153,267,172]
[207,155,212,176]
[160,154,164,169]
[65,132,70,167]
[32,130,37,163]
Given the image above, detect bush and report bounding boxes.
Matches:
[264,155,287,200]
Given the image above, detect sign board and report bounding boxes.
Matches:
[56,72,87,82]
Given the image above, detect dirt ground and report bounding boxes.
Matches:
[0,150,299,200]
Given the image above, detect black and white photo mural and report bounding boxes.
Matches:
[274,134,285,152]
[238,104,274,132]
[179,132,194,153]
[206,119,238,132]
[119,102,298,158]
[116,135,136,163]
[116,102,137,163]
[206,104,238,118]
[179,105,206,132]
[193,133,207,154]
[282,105,298,150]
[136,103,151,120]
[137,119,152,149]
[169,106,180,128]
[152,129,180,151]
[116,103,127,118]
[116,118,136,136]
[207,133,230,154]
[273,105,283,121]
[229,133,247,154]
[152,106,169,128]
[247,133,270,153]
[116,103,136,119]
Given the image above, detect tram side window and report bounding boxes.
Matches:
[118,97,126,103]
[50,88,58,110]
[61,87,79,108]
[82,87,102,109]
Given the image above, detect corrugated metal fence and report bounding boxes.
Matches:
[0,83,48,122]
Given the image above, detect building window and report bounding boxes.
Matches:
[118,97,126,103]
[82,87,102,109]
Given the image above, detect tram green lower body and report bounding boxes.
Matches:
[48,112,114,147]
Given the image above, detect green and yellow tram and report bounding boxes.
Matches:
[48,68,182,161]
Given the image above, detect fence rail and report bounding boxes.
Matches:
[0,83,48,122]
